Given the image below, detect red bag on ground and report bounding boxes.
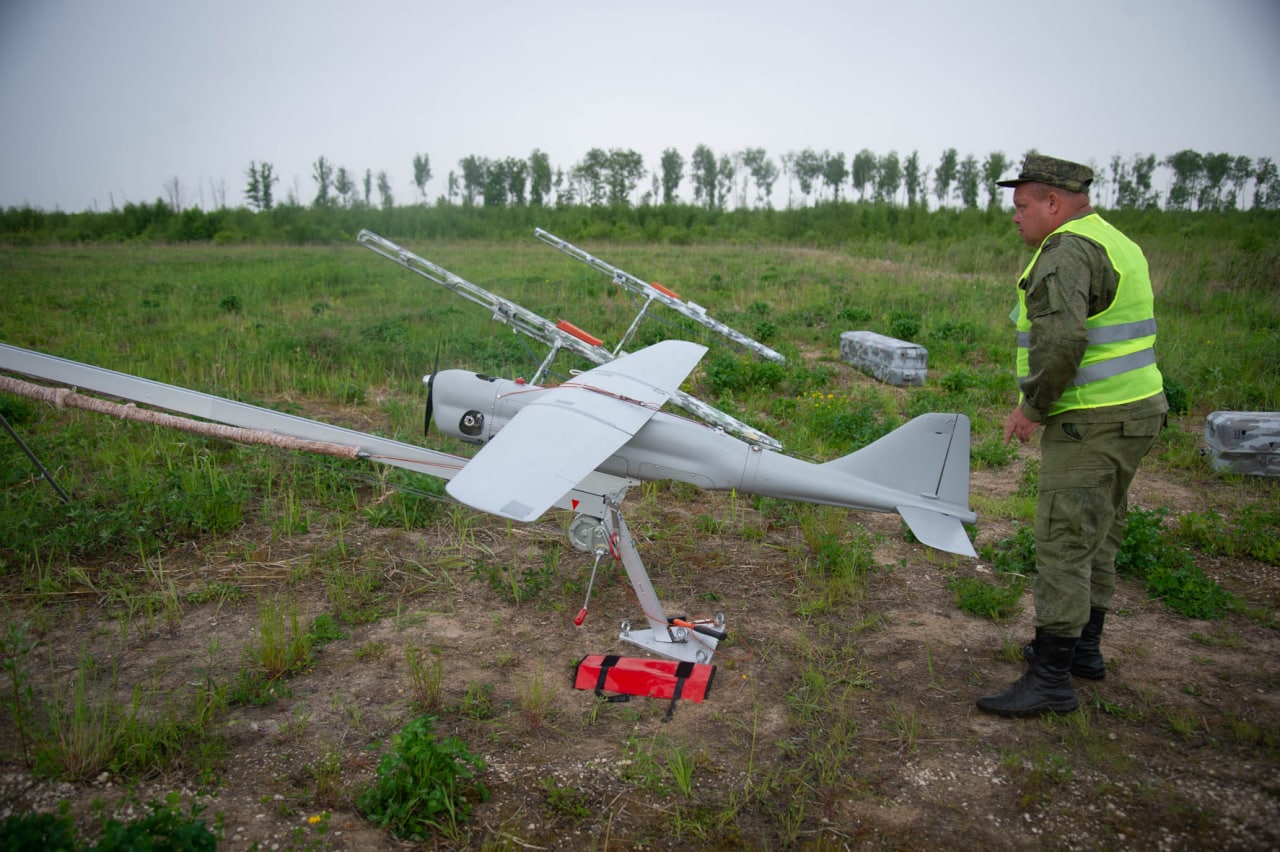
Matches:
[573,654,716,720]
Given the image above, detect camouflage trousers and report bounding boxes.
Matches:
[1032,413,1164,637]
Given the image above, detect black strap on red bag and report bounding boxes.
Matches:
[592,655,630,703]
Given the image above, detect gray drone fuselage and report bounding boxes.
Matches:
[427,368,977,555]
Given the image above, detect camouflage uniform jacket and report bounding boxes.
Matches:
[1018,213,1169,425]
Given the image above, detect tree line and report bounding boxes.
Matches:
[230,147,1279,215]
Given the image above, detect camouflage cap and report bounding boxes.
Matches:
[997,154,1093,193]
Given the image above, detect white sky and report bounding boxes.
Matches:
[2,0,1278,212]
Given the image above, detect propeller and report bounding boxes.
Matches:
[424,343,440,436]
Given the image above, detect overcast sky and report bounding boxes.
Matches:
[2,0,1278,212]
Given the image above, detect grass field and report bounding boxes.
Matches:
[1,227,1278,848]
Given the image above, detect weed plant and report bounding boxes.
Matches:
[405,645,444,713]
[540,776,592,824]
[516,667,555,729]
[358,715,488,842]
[1118,508,1235,619]
[0,793,220,851]
[1,621,39,767]
[974,509,1236,621]
[253,594,312,679]
[950,573,1027,622]
[21,649,226,782]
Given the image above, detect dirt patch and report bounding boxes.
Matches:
[2,422,1278,849]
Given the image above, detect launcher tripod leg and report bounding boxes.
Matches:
[603,501,725,664]
[1,411,70,503]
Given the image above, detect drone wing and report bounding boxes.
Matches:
[446,340,708,522]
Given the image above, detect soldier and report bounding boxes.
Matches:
[978,154,1168,717]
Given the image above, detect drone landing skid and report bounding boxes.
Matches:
[596,505,726,665]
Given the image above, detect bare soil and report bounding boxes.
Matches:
[2,416,1279,850]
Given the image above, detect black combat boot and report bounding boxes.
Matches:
[1070,609,1106,680]
[978,630,1079,717]
[1022,609,1107,680]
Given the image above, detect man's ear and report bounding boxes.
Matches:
[1044,189,1061,212]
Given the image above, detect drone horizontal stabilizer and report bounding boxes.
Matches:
[445,340,707,522]
[896,505,977,558]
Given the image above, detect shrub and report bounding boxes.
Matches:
[1118,508,1233,619]
[981,524,1037,575]
[703,353,786,395]
[0,794,219,851]
[950,575,1026,621]
[358,715,488,841]
[887,311,921,341]
[1162,374,1190,415]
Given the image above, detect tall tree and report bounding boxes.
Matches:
[376,171,393,209]
[459,155,488,205]
[312,156,334,208]
[956,154,981,209]
[1165,149,1203,210]
[934,148,958,206]
[412,153,432,203]
[981,151,1010,209]
[483,159,509,207]
[779,151,795,208]
[1107,154,1128,209]
[528,149,553,206]
[1131,154,1159,209]
[740,147,777,208]
[1226,155,1253,209]
[245,162,263,211]
[876,151,902,203]
[259,162,277,210]
[715,154,735,210]
[792,148,823,204]
[1253,157,1278,209]
[821,151,848,202]
[504,157,528,205]
[604,148,646,206]
[163,176,184,212]
[363,169,372,207]
[572,148,609,205]
[1199,152,1232,210]
[903,150,923,207]
[850,149,877,201]
[334,167,355,207]
[554,167,573,206]
[660,147,684,204]
[690,144,718,209]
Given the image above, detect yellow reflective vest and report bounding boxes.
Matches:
[1016,214,1163,416]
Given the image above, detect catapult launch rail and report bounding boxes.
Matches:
[533,227,787,364]
[0,341,722,663]
[356,229,783,451]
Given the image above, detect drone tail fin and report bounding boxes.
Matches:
[823,413,976,557]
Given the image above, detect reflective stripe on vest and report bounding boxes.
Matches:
[1015,214,1163,414]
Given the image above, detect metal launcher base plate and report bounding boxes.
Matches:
[618,619,724,665]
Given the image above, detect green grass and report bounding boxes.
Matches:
[1,225,1277,848]
[2,232,1277,572]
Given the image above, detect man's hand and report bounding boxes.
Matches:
[1004,406,1040,445]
